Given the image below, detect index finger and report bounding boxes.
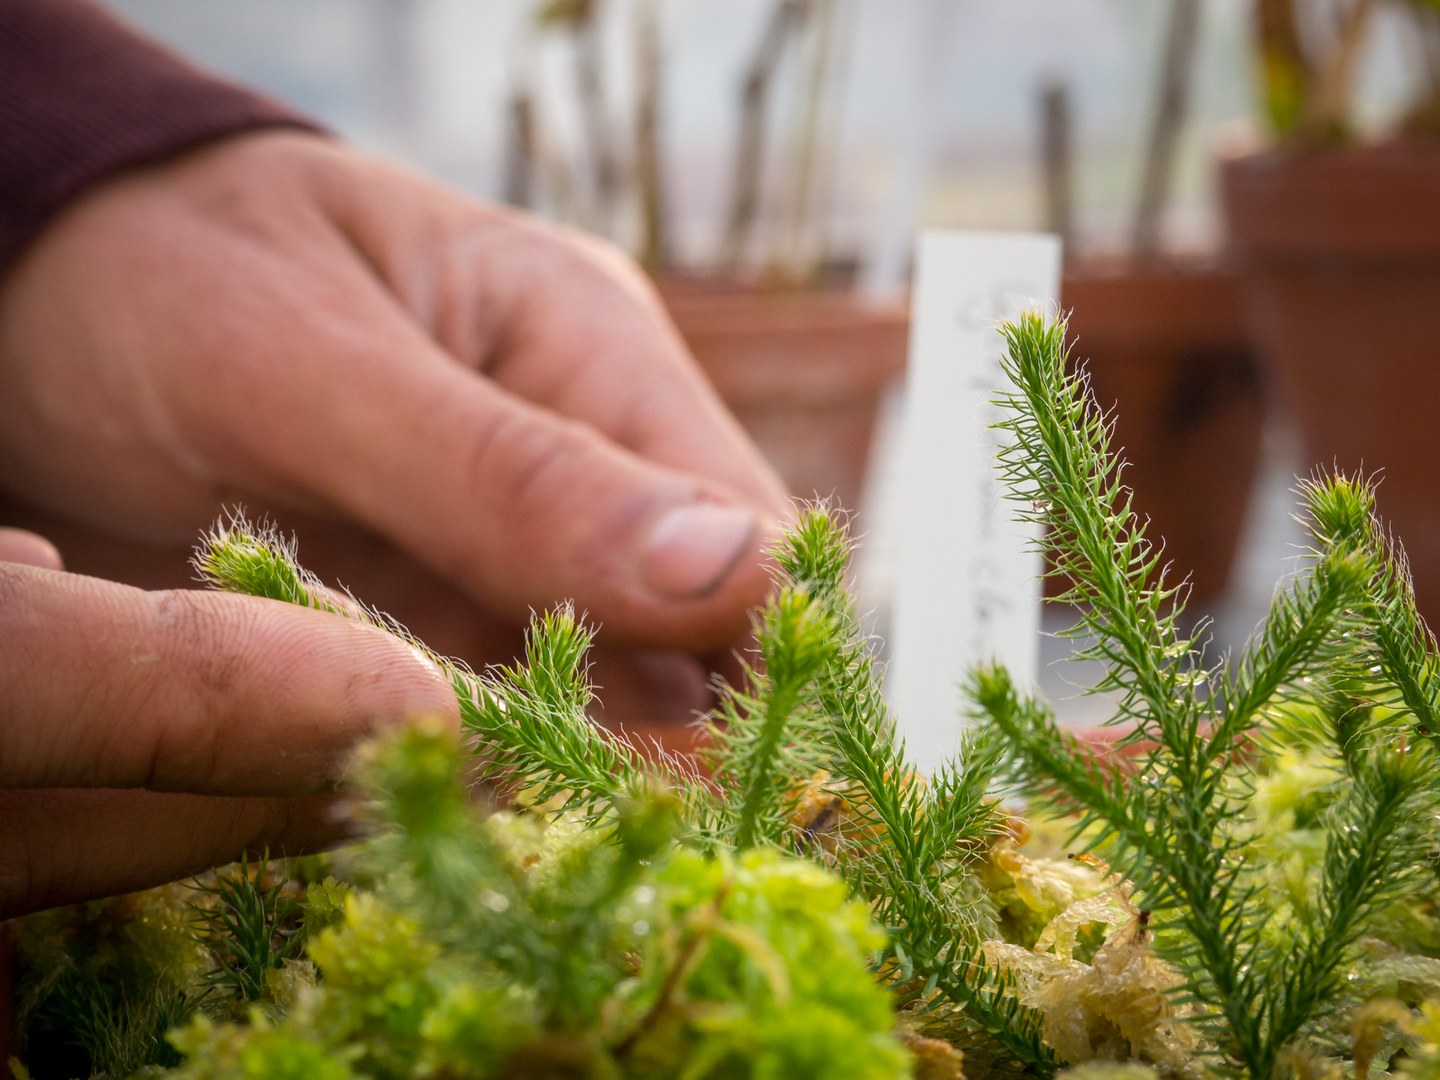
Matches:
[0,563,457,793]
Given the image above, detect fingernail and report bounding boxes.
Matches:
[641,503,759,600]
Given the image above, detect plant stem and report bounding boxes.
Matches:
[720,0,808,275]
[1303,0,1378,139]
[632,0,668,275]
[1038,80,1073,255]
[573,0,619,236]
[768,0,841,284]
[1133,0,1200,261]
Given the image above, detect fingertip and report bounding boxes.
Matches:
[129,590,463,795]
[322,618,462,739]
[402,639,462,722]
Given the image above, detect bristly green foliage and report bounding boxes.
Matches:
[192,504,1049,1072]
[702,583,839,850]
[162,722,912,1079]
[9,889,204,1077]
[194,513,351,618]
[973,310,1440,1078]
[20,314,1440,1078]
[348,718,678,1035]
[1329,489,1440,760]
[692,507,859,851]
[188,854,304,1007]
[455,603,686,826]
[195,515,688,829]
[752,508,1053,1070]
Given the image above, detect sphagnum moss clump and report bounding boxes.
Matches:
[10,312,1440,1080]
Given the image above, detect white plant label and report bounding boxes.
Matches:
[888,229,1060,775]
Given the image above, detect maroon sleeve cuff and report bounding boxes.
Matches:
[0,0,325,268]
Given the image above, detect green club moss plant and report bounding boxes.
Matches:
[971,313,1440,1078]
[9,312,1440,1079]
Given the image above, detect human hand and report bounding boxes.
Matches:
[0,131,790,912]
[0,527,457,917]
[0,130,789,726]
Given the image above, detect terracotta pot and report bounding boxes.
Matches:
[1059,260,1266,605]
[1222,144,1440,619]
[662,282,909,515]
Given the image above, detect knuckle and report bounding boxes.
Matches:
[461,406,583,523]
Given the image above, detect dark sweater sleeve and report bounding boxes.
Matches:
[0,0,324,268]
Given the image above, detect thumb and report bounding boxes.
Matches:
[284,328,777,650]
